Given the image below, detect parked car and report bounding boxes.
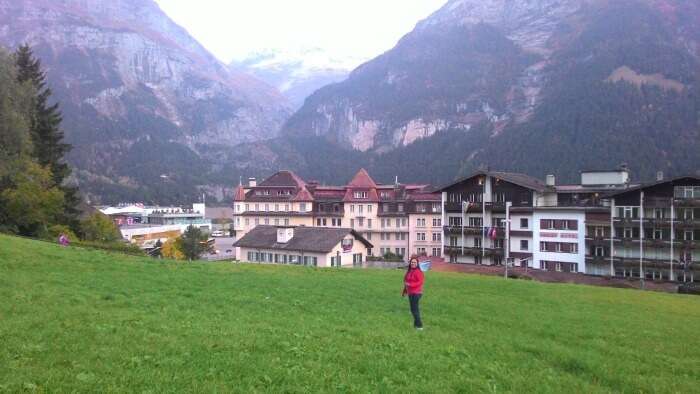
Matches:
[211,230,225,237]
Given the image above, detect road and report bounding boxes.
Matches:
[203,236,237,261]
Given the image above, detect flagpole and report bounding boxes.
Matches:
[639,190,645,289]
[482,189,486,260]
[670,199,674,281]
[461,200,465,256]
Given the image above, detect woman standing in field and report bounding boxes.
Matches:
[403,256,425,330]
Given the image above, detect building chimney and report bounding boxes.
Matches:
[656,171,664,181]
[546,174,556,186]
[276,227,294,243]
[248,177,257,187]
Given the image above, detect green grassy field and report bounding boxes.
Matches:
[1,234,699,393]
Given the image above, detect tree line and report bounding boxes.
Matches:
[0,45,119,243]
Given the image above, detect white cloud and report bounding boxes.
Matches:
[154,0,447,67]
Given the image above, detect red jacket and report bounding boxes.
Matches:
[404,268,424,295]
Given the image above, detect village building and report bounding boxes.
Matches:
[233,226,372,267]
[439,168,700,282]
[232,169,441,262]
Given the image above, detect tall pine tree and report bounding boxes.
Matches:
[14,44,80,228]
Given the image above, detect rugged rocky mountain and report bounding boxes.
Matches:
[282,0,700,181]
[0,0,291,203]
[231,47,358,109]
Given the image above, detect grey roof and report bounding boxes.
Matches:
[604,175,700,197]
[233,226,373,253]
[438,170,550,192]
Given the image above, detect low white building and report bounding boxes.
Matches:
[233,226,373,267]
[119,224,184,248]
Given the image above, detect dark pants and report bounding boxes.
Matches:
[408,294,423,328]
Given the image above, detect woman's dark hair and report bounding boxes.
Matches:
[407,256,419,271]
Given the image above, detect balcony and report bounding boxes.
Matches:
[614,217,637,225]
[585,255,621,264]
[674,198,700,207]
[617,258,695,270]
[585,237,609,246]
[645,218,671,227]
[680,240,698,250]
[644,238,668,248]
[444,202,482,213]
[443,226,505,238]
[444,246,504,257]
[677,219,700,228]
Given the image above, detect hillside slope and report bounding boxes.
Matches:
[1,234,699,392]
[281,0,700,182]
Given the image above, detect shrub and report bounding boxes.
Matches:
[80,212,121,242]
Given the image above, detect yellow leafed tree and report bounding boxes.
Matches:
[162,238,185,260]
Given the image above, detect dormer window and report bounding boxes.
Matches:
[380,191,390,198]
[354,191,368,199]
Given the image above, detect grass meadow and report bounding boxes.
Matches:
[1,234,699,392]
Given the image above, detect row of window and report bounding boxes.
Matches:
[247,251,317,266]
[378,247,406,257]
[542,261,579,273]
[316,218,343,227]
[377,232,406,241]
[415,247,441,257]
[350,204,373,214]
[238,203,308,213]
[540,242,579,254]
[238,217,290,226]
[447,192,530,204]
[449,237,504,248]
[379,218,408,228]
[675,186,700,199]
[254,189,292,196]
[617,206,700,220]
[540,219,578,231]
[615,228,698,241]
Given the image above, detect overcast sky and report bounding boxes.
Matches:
[154,0,447,66]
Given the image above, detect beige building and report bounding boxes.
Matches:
[232,169,442,262]
[233,226,372,267]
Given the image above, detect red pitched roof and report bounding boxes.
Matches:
[232,185,246,201]
[258,170,307,188]
[348,168,377,188]
[292,186,314,202]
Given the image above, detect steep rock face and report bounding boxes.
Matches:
[0,0,291,202]
[283,0,582,150]
[281,0,700,181]
[284,20,533,151]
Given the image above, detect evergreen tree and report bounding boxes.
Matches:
[14,44,80,227]
[180,225,208,261]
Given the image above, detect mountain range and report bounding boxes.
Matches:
[231,47,359,109]
[1,0,699,204]
[281,0,700,183]
[0,0,290,203]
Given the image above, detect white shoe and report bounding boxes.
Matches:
[416,327,424,331]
